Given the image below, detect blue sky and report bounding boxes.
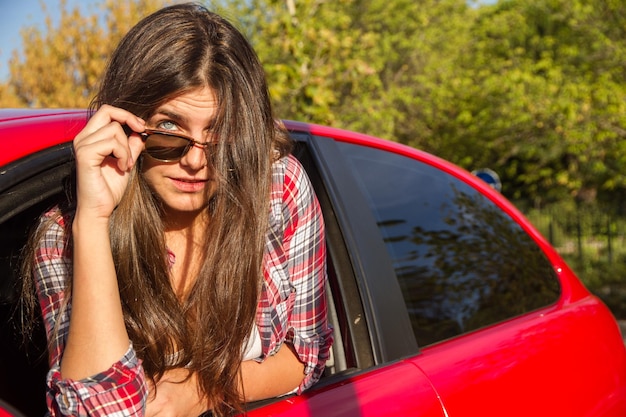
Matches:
[0,0,102,81]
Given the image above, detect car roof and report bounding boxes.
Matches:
[0,109,88,166]
[0,108,450,173]
[0,109,515,210]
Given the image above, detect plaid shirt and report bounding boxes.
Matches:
[33,154,332,416]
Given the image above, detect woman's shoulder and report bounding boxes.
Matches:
[41,205,74,228]
[270,153,318,219]
[272,153,306,183]
[34,206,75,249]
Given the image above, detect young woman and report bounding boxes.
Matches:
[21,3,332,416]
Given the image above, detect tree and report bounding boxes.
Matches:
[0,83,22,107]
[214,0,383,132]
[219,0,474,140]
[410,0,626,208]
[1,0,168,108]
[5,0,626,214]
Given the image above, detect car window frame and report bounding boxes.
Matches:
[297,132,420,364]
[290,134,374,372]
[0,143,73,224]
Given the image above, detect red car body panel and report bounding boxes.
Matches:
[0,409,14,417]
[1,110,625,416]
[246,362,446,417]
[414,297,626,416]
[0,109,87,166]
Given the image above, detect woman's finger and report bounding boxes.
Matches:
[74,123,131,172]
[127,132,146,169]
[77,104,145,142]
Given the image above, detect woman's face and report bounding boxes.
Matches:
[141,87,219,221]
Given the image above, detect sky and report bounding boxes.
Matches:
[0,0,499,83]
[0,0,102,81]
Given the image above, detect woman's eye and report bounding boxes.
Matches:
[157,120,178,131]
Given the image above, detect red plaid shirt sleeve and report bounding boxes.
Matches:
[258,154,333,393]
[33,212,148,416]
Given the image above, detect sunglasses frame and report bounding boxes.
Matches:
[138,129,218,162]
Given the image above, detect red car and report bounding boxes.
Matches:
[1,109,625,416]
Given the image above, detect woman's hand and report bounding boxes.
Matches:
[146,369,211,417]
[73,105,146,220]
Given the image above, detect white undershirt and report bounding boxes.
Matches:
[242,324,263,361]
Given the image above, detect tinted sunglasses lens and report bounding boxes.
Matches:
[144,133,190,161]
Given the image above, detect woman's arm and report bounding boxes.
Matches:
[28,106,149,416]
[239,343,305,402]
[33,213,147,417]
[144,341,304,416]
[246,155,333,396]
[60,214,129,378]
[60,106,145,380]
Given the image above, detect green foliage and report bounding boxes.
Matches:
[2,0,626,212]
[217,0,626,211]
[440,0,626,207]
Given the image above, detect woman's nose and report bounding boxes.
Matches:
[180,143,207,169]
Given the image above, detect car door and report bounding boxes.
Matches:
[245,360,446,417]
[309,130,626,417]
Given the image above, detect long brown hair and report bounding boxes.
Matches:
[23,3,291,415]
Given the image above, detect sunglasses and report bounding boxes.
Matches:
[138,129,218,162]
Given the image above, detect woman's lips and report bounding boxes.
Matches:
[170,177,208,192]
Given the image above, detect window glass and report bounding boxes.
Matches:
[336,141,561,346]
[0,196,53,417]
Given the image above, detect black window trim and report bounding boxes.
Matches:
[0,143,73,224]
[299,132,419,364]
[290,134,374,373]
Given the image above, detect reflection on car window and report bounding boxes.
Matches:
[336,141,561,347]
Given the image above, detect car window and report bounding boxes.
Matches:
[0,197,52,417]
[0,144,72,417]
[336,141,561,347]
